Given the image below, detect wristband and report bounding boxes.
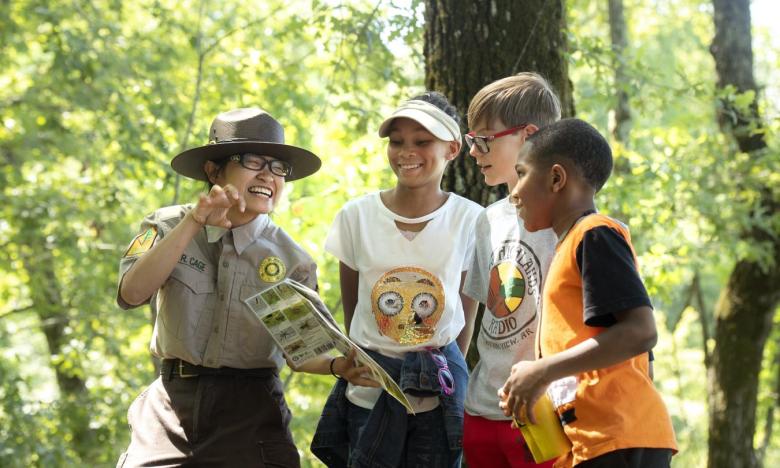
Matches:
[329,357,341,378]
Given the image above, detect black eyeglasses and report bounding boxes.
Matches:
[230,154,292,177]
[464,125,527,154]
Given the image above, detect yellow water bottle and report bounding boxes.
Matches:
[513,394,571,463]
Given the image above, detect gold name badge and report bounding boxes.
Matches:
[259,256,286,283]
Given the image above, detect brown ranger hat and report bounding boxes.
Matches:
[170,107,321,182]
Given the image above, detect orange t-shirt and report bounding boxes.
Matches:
[539,213,677,466]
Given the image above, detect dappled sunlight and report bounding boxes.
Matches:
[1,0,778,465]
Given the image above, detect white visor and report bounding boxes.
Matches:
[377,100,461,142]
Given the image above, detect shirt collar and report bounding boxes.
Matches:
[556,209,598,248]
[205,215,271,255]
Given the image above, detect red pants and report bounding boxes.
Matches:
[463,412,555,468]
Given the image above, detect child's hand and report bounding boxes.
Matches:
[189,183,246,229]
[498,360,550,425]
[333,348,381,388]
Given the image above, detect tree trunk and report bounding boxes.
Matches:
[710,0,765,153]
[607,0,631,143]
[424,0,573,206]
[606,0,632,225]
[757,345,780,466]
[707,1,780,467]
[22,238,96,461]
[423,0,573,368]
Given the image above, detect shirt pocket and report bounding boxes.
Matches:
[158,267,217,342]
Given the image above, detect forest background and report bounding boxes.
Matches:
[1,0,778,467]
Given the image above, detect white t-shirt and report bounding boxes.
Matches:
[325,191,482,411]
[463,197,556,419]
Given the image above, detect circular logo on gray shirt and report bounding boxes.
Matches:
[482,240,542,341]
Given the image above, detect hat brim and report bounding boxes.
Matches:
[171,141,321,182]
[377,109,458,142]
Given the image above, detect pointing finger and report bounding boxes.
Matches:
[224,184,243,203]
[229,183,247,212]
[208,185,231,207]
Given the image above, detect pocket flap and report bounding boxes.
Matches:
[169,268,216,294]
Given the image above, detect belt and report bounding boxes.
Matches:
[160,358,277,380]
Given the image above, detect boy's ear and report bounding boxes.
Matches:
[524,124,540,137]
[550,163,567,192]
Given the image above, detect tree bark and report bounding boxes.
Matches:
[424,0,573,206]
[22,239,95,461]
[707,1,780,467]
[607,0,631,143]
[423,0,573,368]
[757,345,780,466]
[710,0,765,153]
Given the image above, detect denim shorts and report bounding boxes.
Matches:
[346,401,455,468]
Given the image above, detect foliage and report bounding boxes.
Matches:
[0,0,778,466]
[568,0,780,465]
[0,0,418,466]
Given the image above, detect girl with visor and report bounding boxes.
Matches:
[311,93,482,467]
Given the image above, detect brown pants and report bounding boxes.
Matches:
[117,374,299,467]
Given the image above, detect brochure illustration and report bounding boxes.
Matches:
[243,279,414,413]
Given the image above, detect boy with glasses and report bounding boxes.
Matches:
[461,73,561,467]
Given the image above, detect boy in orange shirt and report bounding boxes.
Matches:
[499,118,677,467]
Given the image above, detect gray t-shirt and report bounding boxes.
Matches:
[463,197,556,419]
[117,204,318,369]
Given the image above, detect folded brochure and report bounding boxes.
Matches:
[243,279,414,413]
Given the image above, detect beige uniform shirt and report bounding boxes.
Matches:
[118,204,318,369]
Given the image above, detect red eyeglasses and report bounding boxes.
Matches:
[465,125,527,154]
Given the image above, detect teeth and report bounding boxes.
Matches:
[249,186,273,197]
[400,164,421,169]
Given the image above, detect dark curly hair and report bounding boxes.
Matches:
[409,91,461,127]
[526,118,613,192]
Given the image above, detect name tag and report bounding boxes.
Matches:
[179,254,206,272]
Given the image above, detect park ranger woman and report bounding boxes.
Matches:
[116,108,376,467]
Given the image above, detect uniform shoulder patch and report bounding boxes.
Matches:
[124,227,158,257]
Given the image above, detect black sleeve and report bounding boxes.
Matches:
[575,225,653,327]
